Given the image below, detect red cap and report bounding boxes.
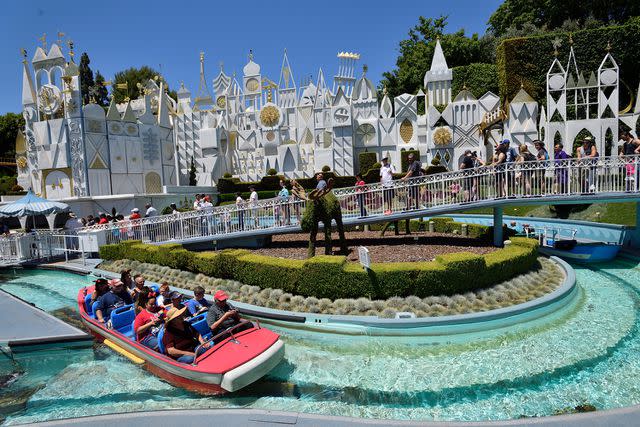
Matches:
[214,290,228,301]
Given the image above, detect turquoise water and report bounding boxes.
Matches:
[1,260,640,424]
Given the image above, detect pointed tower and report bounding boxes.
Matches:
[278,49,297,109]
[424,38,452,107]
[352,64,378,120]
[194,52,213,111]
[18,49,38,191]
[213,62,231,110]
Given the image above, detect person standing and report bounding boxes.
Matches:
[249,186,259,229]
[355,174,367,217]
[380,157,395,215]
[553,143,570,194]
[401,153,422,210]
[145,203,158,217]
[235,192,245,231]
[577,138,599,193]
[200,195,214,235]
[64,212,83,250]
[491,144,507,198]
[533,140,550,194]
[460,150,475,202]
[277,180,291,225]
[620,131,640,191]
[144,203,158,241]
[129,208,141,240]
[193,194,202,211]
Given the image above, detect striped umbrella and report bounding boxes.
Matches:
[0,190,69,217]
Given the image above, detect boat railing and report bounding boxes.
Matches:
[193,320,254,364]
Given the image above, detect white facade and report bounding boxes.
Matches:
[17,39,640,198]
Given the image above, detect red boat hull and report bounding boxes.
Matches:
[77,287,285,394]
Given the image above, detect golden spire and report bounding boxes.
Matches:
[67,40,75,61]
[606,40,612,52]
[38,33,47,50]
[568,33,573,45]
[363,64,368,75]
[20,48,27,63]
[56,31,65,46]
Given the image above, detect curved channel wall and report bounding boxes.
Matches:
[79,256,577,337]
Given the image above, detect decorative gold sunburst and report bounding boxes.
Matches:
[216,96,226,109]
[17,156,27,169]
[433,127,452,146]
[260,105,280,128]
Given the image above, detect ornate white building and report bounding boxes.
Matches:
[17,38,640,199]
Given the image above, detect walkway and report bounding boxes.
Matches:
[78,155,640,247]
[29,407,640,427]
[0,289,91,350]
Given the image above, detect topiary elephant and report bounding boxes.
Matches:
[292,178,348,258]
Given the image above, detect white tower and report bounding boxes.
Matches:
[332,52,359,98]
[424,38,452,107]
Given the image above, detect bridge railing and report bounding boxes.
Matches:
[76,154,640,246]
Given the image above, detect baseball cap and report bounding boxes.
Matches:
[170,291,182,300]
[131,208,139,213]
[94,277,108,285]
[214,290,228,301]
[500,139,510,145]
[108,278,124,287]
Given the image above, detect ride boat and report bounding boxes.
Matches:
[77,286,285,394]
[523,225,621,263]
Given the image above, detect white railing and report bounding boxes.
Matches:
[0,230,85,265]
[13,154,640,252]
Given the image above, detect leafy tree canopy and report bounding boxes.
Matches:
[112,66,177,104]
[381,16,496,99]
[488,0,640,37]
[0,112,25,158]
[92,71,109,108]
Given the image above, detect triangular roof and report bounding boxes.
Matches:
[106,98,121,120]
[213,65,231,95]
[511,87,535,103]
[332,86,348,106]
[32,47,47,63]
[453,88,476,102]
[352,70,377,101]
[430,38,449,72]
[47,43,64,61]
[121,101,137,122]
[278,49,295,90]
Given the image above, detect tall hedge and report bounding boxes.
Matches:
[358,152,378,175]
[496,21,640,104]
[452,63,499,99]
[99,236,538,300]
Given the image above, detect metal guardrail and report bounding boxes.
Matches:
[75,154,640,246]
[2,154,640,262]
[0,231,85,266]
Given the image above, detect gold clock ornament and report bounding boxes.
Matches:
[433,126,452,146]
[216,96,226,109]
[38,84,62,115]
[17,157,28,169]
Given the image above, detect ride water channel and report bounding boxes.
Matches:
[1,257,640,424]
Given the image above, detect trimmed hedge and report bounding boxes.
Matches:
[100,236,538,300]
[358,152,378,175]
[497,21,640,104]
[452,63,499,100]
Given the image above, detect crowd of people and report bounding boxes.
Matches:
[91,272,244,364]
[62,132,640,239]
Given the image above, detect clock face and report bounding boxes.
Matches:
[246,78,260,92]
[38,84,62,115]
[334,107,350,124]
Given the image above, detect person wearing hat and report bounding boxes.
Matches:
[162,306,208,363]
[91,278,111,304]
[206,290,241,335]
[169,291,184,309]
[94,279,133,324]
[120,269,133,290]
[380,156,395,214]
[129,208,141,220]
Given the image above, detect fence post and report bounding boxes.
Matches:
[63,234,68,263]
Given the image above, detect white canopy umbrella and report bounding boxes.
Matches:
[0,190,70,230]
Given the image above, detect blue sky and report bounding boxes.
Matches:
[0,0,501,114]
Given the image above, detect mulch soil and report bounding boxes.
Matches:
[251,230,497,263]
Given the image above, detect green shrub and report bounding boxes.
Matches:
[321,165,331,173]
[267,168,277,176]
[452,63,499,99]
[358,152,378,175]
[223,172,232,179]
[102,237,539,300]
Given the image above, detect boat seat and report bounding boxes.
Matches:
[157,326,166,354]
[84,294,93,315]
[91,301,102,320]
[111,304,135,336]
[129,319,137,340]
[190,315,212,341]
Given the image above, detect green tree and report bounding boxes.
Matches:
[189,157,197,186]
[78,52,95,106]
[91,71,110,107]
[112,66,177,104]
[380,16,496,99]
[0,112,25,158]
[488,0,640,37]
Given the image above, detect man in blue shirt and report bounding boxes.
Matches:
[185,286,211,316]
[315,173,327,190]
[95,280,133,323]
